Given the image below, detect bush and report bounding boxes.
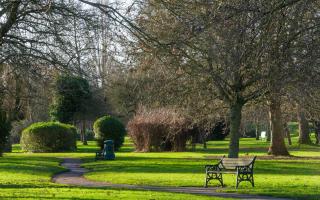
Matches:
[127,108,192,152]
[93,116,126,151]
[207,121,230,140]
[20,122,77,152]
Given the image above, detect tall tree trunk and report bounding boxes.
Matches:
[201,131,207,149]
[81,120,88,145]
[228,102,243,158]
[314,121,320,145]
[283,122,292,145]
[203,142,207,149]
[297,108,311,144]
[255,123,260,140]
[267,121,271,142]
[268,97,289,156]
[12,73,22,121]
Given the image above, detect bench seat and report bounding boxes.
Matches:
[206,170,237,174]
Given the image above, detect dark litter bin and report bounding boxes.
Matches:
[95,140,115,160]
[103,140,115,160]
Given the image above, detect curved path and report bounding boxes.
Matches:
[52,158,290,200]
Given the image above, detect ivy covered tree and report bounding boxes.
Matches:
[50,75,91,123]
[0,109,11,157]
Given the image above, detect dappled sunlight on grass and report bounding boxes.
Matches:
[0,141,227,200]
[3,135,320,199]
[83,136,320,199]
[0,187,227,200]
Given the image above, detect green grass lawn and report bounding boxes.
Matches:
[0,143,228,200]
[1,134,320,199]
[83,136,320,200]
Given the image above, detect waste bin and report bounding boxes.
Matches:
[103,140,115,160]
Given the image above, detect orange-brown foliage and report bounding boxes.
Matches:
[127,107,192,152]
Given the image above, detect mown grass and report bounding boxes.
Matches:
[0,142,228,200]
[0,187,227,200]
[83,136,320,200]
[2,132,320,199]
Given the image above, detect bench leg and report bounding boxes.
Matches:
[236,174,239,189]
[236,173,254,188]
[251,174,254,187]
[204,177,209,188]
[204,172,210,188]
[236,173,243,189]
[218,173,223,187]
[204,173,223,187]
[204,173,213,188]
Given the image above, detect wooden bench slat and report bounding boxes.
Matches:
[221,158,254,169]
[207,170,236,174]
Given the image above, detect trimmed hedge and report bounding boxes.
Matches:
[21,122,77,152]
[93,116,126,151]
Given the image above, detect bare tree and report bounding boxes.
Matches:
[82,0,320,157]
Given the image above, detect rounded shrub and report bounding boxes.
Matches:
[93,115,126,151]
[20,122,77,152]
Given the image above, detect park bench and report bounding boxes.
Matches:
[95,150,104,160]
[204,156,256,188]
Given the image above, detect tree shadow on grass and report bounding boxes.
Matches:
[0,183,68,189]
[0,184,114,200]
[84,154,320,176]
[0,156,64,176]
[255,160,320,175]
[76,147,99,153]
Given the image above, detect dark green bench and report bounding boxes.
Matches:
[205,156,256,188]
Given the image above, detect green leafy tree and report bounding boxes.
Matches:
[50,75,91,123]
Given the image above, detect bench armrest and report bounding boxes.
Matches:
[235,156,256,173]
[236,165,253,173]
[205,156,225,171]
[205,164,222,172]
[205,164,218,168]
[235,165,249,167]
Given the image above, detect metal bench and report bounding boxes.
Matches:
[205,156,256,188]
[95,150,104,160]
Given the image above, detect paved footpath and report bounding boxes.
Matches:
[52,158,290,200]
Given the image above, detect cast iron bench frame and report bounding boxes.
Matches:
[95,151,104,160]
[205,156,256,188]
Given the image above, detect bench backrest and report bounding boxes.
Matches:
[220,156,256,170]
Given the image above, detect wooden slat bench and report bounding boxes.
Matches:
[205,156,256,188]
